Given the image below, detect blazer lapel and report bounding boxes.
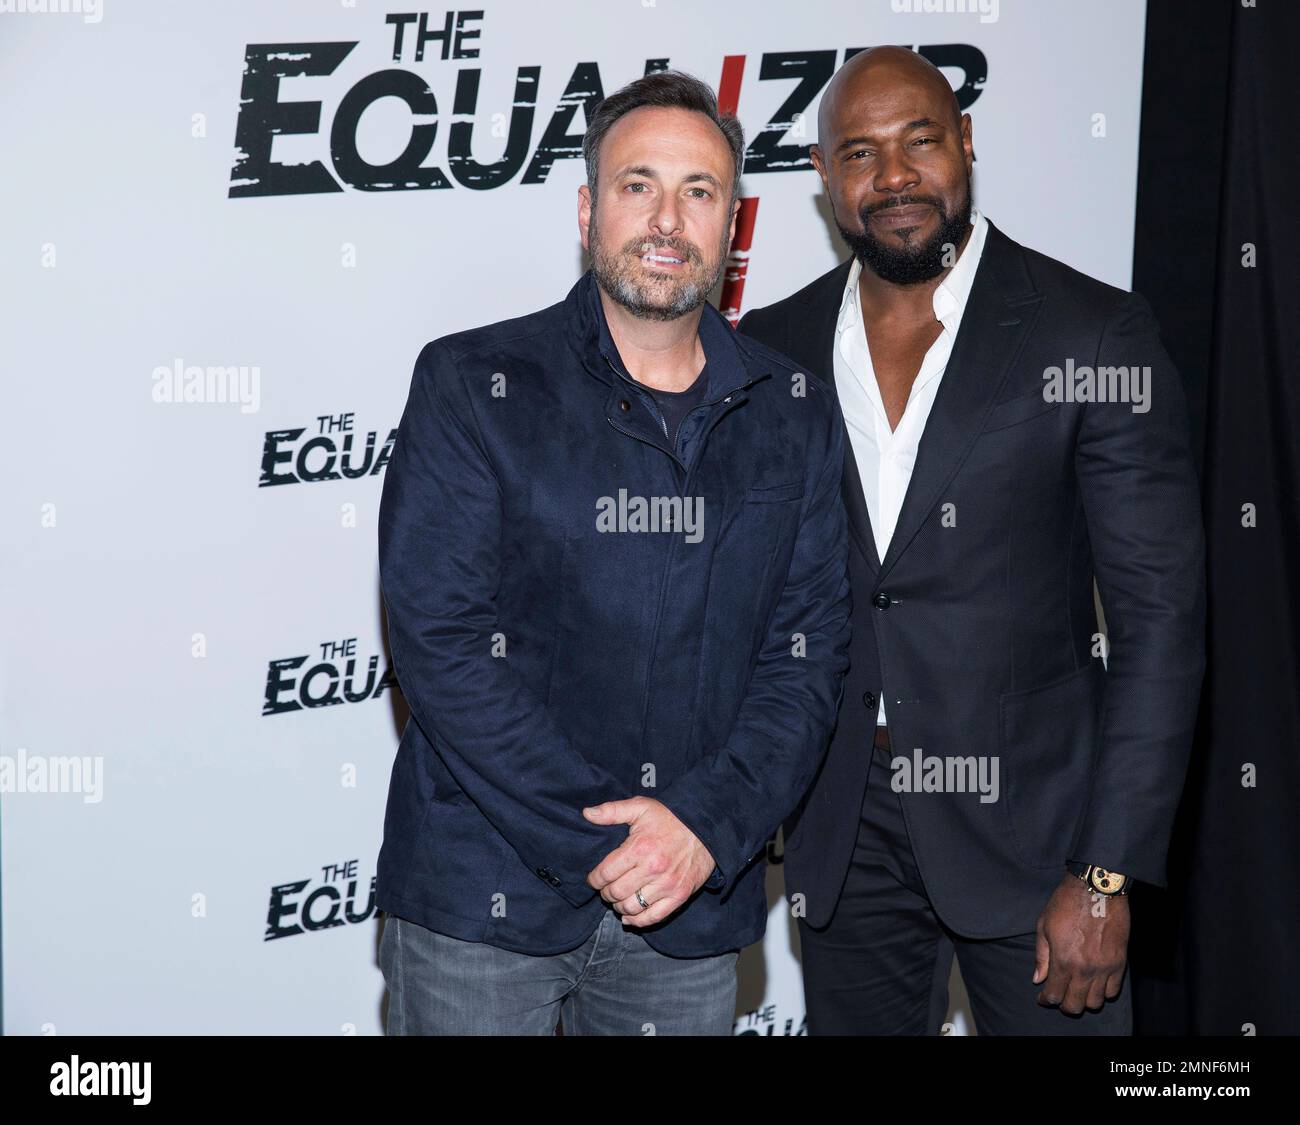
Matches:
[838,413,881,573]
[877,222,1044,580]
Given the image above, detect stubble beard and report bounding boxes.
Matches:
[588,205,731,322]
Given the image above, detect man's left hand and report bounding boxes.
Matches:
[584,798,716,928]
[1033,873,1130,1014]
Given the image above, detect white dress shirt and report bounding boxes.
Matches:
[833,208,989,725]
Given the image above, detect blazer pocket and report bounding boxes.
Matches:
[979,390,1060,434]
[997,663,1104,869]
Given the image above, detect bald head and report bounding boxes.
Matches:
[817,46,962,147]
[809,45,974,287]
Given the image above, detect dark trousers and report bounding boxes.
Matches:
[798,733,1132,1035]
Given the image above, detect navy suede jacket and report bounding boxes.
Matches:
[376,271,850,956]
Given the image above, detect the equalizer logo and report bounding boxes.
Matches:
[259,413,396,487]
[266,859,378,940]
[262,638,398,716]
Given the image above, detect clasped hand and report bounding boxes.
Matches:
[584,797,716,928]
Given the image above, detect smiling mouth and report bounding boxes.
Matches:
[641,250,686,268]
[870,205,934,227]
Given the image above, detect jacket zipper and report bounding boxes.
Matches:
[598,352,766,780]
[602,353,760,465]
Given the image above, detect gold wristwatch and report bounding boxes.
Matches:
[1066,861,1129,896]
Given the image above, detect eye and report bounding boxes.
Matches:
[846,149,871,161]
[913,137,937,146]
[688,187,711,199]
[625,182,649,193]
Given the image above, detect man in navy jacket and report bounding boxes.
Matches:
[375,71,850,1035]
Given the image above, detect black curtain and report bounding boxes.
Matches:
[1131,0,1300,1034]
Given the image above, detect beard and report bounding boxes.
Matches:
[588,207,730,322]
[836,182,973,286]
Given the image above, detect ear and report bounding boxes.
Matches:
[810,144,831,193]
[578,184,592,252]
[728,195,741,246]
[960,113,975,176]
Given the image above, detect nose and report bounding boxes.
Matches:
[871,143,921,196]
[649,193,685,238]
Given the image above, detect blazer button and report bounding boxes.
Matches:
[618,399,631,411]
[863,691,876,710]
[873,592,891,610]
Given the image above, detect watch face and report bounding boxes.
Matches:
[1089,867,1127,895]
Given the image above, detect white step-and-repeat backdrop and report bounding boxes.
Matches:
[1,0,1146,1035]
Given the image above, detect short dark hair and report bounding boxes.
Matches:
[582,70,745,202]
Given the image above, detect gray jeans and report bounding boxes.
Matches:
[380,907,739,1035]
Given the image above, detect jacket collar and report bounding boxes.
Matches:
[566,269,771,403]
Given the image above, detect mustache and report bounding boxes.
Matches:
[622,235,703,263]
[862,195,946,218]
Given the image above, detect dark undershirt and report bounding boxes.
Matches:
[644,363,708,451]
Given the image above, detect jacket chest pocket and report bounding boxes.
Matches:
[718,480,804,547]
[745,480,804,504]
[707,480,805,633]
